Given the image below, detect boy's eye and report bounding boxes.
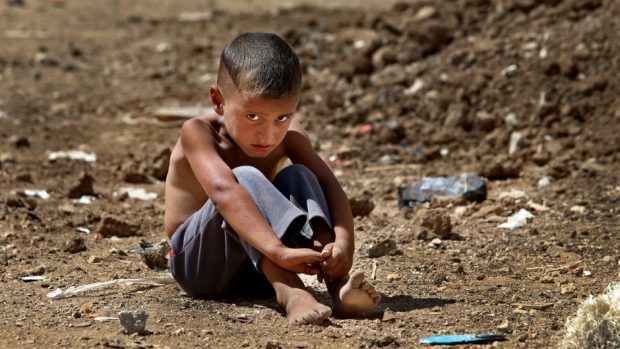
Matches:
[246,114,259,121]
[276,115,289,122]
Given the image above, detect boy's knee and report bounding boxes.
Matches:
[232,166,265,181]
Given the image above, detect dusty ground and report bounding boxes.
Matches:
[0,0,619,348]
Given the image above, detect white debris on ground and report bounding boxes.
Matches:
[498,209,535,229]
[48,150,97,162]
[24,189,50,200]
[562,282,620,349]
[115,187,158,201]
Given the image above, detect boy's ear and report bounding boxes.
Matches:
[210,86,224,115]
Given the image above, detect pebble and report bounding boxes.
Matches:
[570,205,586,215]
[88,255,101,263]
[97,217,139,238]
[118,310,149,334]
[349,195,375,217]
[359,238,399,258]
[68,172,95,199]
[64,237,87,254]
[413,208,452,240]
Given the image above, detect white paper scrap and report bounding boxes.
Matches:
[48,150,97,162]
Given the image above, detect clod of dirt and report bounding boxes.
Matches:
[141,241,170,270]
[480,156,522,180]
[64,237,87,254]
[359,238,400,258]
[8,135,30,148]
[412,208,452,240]
[349,195,375,217]
[68,172,95,198]
[97,217,140,238]
[151,147,171,180]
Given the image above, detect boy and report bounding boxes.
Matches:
[165,32,380,325]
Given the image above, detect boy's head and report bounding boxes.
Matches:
[210,33,302,158]
[216,32,302,99]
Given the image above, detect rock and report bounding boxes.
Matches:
[151,147,171,180]
[370,64,408,87]
[64,237,87,254]
[412,208,452,240]
[349,195,375,217]
[265,340,282,349]
[141,242,170,270]
[480,156,521,180]
[118,310,149,334]
[88,256,101,263]
[97,217,139,238]
[359,238,399,258]
[68,172,95,199]
[8,136,30,148]
[570,206,586,215]
[371,46,398,69]
[432,272,446,286]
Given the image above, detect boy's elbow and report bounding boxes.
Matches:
[208,182,238,210]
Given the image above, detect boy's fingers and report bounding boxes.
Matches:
[321,244,333,258]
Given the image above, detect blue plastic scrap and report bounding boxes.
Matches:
[399,173,487,207]
[419,333,506,345]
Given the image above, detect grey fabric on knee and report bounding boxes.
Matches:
[169,165,331,298]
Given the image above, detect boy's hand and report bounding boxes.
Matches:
[318,242,353,281]
[275,247,327,275]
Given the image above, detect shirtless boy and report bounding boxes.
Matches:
[165,32,380,325]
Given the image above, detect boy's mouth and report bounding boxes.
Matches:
[251,144,272,152]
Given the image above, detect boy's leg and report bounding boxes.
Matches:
[273,165,381,315]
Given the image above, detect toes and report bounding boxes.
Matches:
[360,282,371,291]
[349,271,366,288]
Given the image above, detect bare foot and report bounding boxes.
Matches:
[283,289,332,325]
[329,271,381,315]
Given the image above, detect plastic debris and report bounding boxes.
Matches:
[48,150,96,162]
[500,64,518,77]
[73,195,95,205]
[76,227,91,234]
[47,276,176,299]
[419,333,506,345]
[119,311,149,334]
[24,189,50,200]
[498,209,535,229]
[21,275,46,282]
[115,187,157,201]
[399,173,487,207]
[94,316,118,322]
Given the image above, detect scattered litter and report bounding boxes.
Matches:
[115,187,157,201]
[420,333,506,345]
[76,227,91,234]
[94,316,118,322]
[48,150,96,162]
[177,11,213,22]
[21,275,46,282]
[73,195,95,205]
[47,276,176,299]
[498,209,534,229]
[500,64,518,77]
[583,270,592,277]
[399,173,487,207]
[149,106,209,121]
[24,189,50,200]
[538,176,551,188]
[440,148,449,156]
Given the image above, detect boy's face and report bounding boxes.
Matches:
[211,85,298,158]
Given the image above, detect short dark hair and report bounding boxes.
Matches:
[218,32,302,99]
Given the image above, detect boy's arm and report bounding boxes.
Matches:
[284,121,355,277]
[180,118,325,273]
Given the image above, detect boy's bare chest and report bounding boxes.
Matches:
[220,145,289,181]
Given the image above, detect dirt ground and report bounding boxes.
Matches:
[1,0,619,348]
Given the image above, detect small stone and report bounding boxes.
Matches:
[412,208,452,240]
[97,217,139,238]
[265,340,282,349]
[497,320,510,332]
[64,237,87,254]
[570,206,586,215]
[68,172,95,199]
[349,196,375,217]
[359,238,398,258]
[602,256,612,263]
[118,310,149,334]
[88,256,102,263]
[386,273,400,281]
